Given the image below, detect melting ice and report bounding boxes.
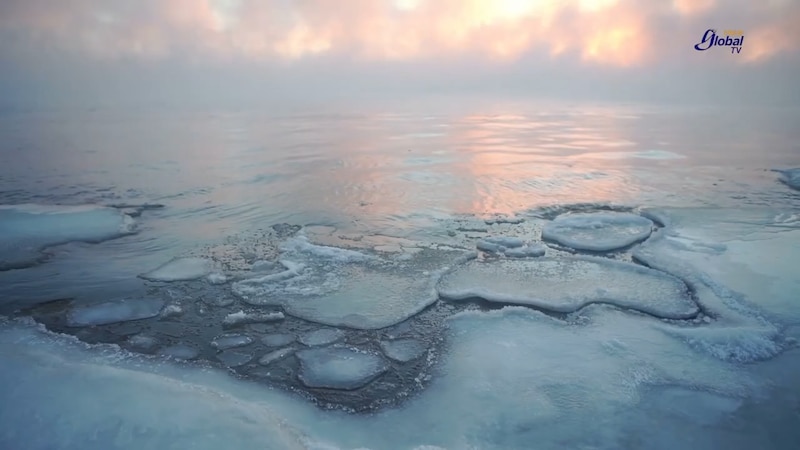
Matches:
[0,204,136,270]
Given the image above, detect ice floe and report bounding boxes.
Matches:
[299,328,345,347]
[261,333,295,347]
[217,351,254,367]
[477,236,524,251]
[222,311,285,327]
[211,334,254,351]
[160,304,183,319]
[503,244,546,258]
[774,168,800,190]
[296,347,389,390]
[476,236,540,256]
[126,335,159,352]
[159,344,199,360]
[380,339,428,363]
[139,257,214,282]
[258,347,295,366]
[206,273,228,285]
[233,237,476,329]
[437,256,697,319]
[67,298,165,327]
[278,235,373,263]
[0,204,136,270]
[542,212,654,251]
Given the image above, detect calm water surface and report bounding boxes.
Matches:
[0,100,797,307]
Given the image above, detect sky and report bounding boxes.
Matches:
[1,0,798,108]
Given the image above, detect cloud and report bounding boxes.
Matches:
[1,0,797,65]
[0,0,798,108]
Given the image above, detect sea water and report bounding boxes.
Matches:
[0,100,798,449]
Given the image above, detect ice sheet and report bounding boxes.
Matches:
[632,207,797,362]
[0,300,792,450]
[438,256,698,319]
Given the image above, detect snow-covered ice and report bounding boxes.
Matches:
[159,304,183,318]
[504,244,546,258]
[542,212,654,251]
[222,310,285,327]
[380,339,428,363]
[139,257,214,282]
[279,235,373,263]
[438,256,697,319]
[296,347,389,390]
[0,204,136,270]
[0,284,796,449]
[475,236,545,257]
[299,328,345,346]
[67,298,165,327]
[211,334,254,351]
[0,322,307,449]
[206,272,228,285]
[476,236,524,254]
[631,207,797,362]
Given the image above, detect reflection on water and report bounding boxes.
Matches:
[0,101,797,304]
[1,103,797,235]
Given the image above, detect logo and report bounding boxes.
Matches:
[694,29,744,54]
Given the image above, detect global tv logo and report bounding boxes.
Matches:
[694,29,744,54]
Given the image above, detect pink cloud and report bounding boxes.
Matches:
[0,0,797,66]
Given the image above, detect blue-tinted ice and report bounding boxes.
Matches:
[438,256,697,319]
[0,204,136,270]
[67,298,165,326]
[296,347,389,390]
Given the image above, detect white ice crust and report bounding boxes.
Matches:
[233,235,476,329]
[542,212,653,251]
[438,256,697,319]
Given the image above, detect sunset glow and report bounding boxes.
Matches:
[0,0,796,66]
